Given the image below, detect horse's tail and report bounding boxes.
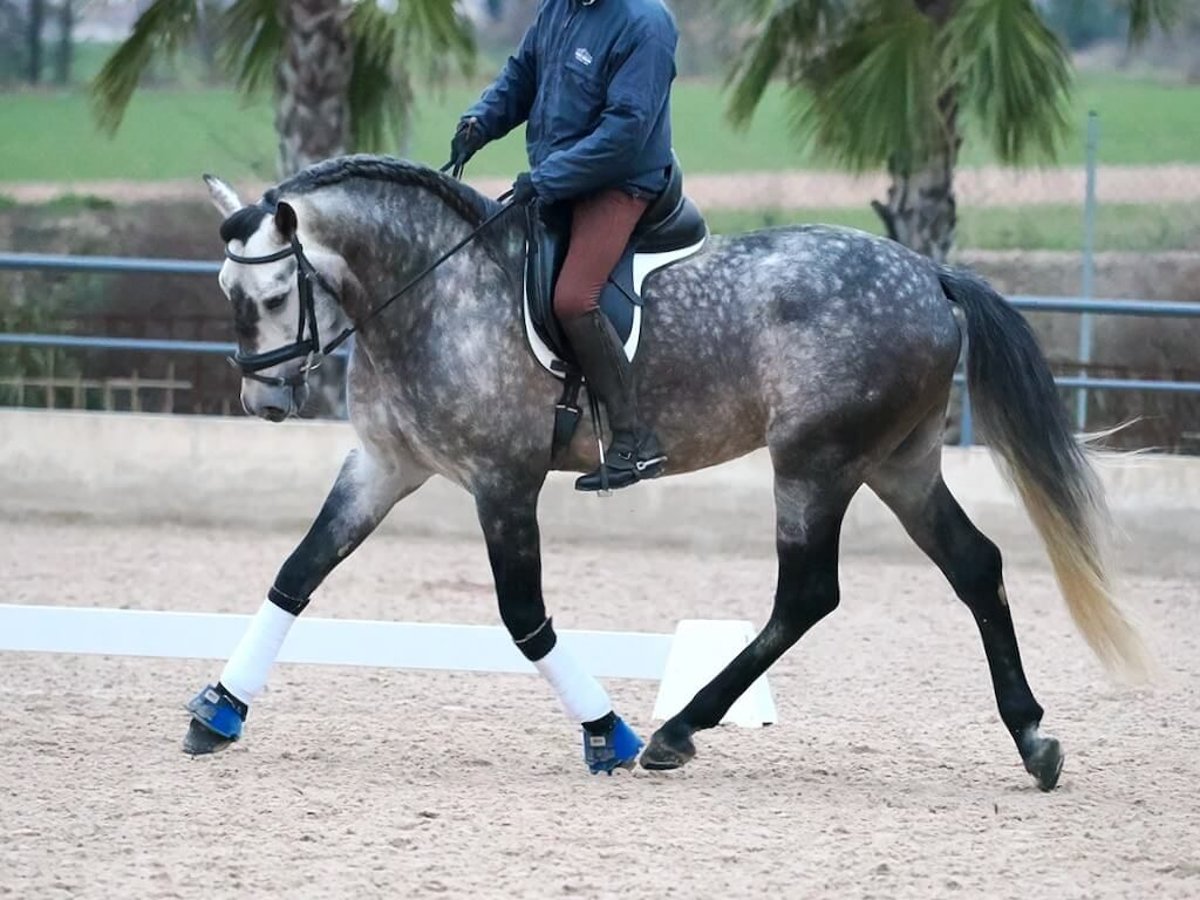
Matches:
[937,265,1149,679]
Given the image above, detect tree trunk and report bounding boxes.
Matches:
[27,0,43,84]
[869,0,962,262]
[53,0,71,86]
[871,87,961,263]
[274,0,353,178]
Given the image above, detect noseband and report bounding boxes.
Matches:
[224,236,327,388]
[224,174,514,390]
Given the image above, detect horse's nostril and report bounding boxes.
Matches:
[260,406,288,423]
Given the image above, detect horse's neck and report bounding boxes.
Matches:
[310,184,520,345]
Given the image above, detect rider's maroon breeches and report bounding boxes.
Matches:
[553,188,650,321]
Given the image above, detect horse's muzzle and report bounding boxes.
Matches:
[241,380,308,422]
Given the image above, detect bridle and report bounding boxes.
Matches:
[224,236,326,387]
[224,161,513,389]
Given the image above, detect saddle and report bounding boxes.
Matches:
[522,155,708,462]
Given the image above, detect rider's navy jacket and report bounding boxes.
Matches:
[464,0,677,203]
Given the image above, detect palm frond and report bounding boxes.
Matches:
[791,0,944,172]
[344,0,475,154]
[947,0,1072,164]
[724,0,847,129]
[90,0,201,134]
[346,2,408,153]
[217,0,280,97]
[391,0,476,81]
[1120,0,1179,44]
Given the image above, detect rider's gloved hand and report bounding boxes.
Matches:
[450,117,487,168]
[511,172,539,206]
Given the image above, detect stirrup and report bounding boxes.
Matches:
[587,388,612,497]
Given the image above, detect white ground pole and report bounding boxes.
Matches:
[0,605,777,728]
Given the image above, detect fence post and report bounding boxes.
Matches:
[1076,110,1099,431]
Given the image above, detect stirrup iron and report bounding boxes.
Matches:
[587,387,611,498]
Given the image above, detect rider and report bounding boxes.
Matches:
[450,0,677,492]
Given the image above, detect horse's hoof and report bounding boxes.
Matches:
[183,718,237,756]
[1023,736,1065,791]
[639,724,695,771]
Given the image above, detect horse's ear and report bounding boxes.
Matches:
[274,202,298,241]
[203,173,242,218]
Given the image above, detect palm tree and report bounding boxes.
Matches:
[725,0,1180,260]
[91,0,475,178]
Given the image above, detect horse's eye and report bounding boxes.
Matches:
[263,294,288,312]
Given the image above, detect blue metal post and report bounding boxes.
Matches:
[0,252,220,275]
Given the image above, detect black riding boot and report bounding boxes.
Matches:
[562,309,667,492]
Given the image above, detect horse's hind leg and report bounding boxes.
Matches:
[183,447,429,754]
[641,469,855,771]
[868,444,1063,791]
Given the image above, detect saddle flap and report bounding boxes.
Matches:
[525,206,573,368]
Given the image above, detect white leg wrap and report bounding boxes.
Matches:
[533,643,612,724]
[219,598,297,704]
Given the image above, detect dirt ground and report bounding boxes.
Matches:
[1,518,1198,899]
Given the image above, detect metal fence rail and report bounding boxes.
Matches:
[3,251,1199,445]
[0,253,221,276]
[0,334,237,355]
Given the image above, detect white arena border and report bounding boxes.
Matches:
[0,604,777,728]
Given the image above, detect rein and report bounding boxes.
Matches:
[225,161,513,387]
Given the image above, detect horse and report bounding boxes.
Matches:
[187,154,1147,790]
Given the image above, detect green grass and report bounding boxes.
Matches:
[0,90,277,182]
[1,72,1198,184]
[957,73,1200,168]
[707,203,1200,252]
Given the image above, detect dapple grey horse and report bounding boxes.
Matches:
[187,155,1146,789]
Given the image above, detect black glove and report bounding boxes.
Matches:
[511,171,539,206]
[450,117,487,167]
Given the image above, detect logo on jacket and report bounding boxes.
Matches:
[574,47,593,66]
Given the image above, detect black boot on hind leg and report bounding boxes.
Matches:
[562,310,667,492]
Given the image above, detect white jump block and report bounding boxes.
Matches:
[652,619,777,729]
[0,605,777,728]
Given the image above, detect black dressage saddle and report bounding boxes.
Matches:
[520,154,708,464]
[523,154,708,373]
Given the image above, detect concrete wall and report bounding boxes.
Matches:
[2,410,1198,574]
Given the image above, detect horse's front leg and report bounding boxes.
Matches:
[474,482,644,774]
[183,446,429,754]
